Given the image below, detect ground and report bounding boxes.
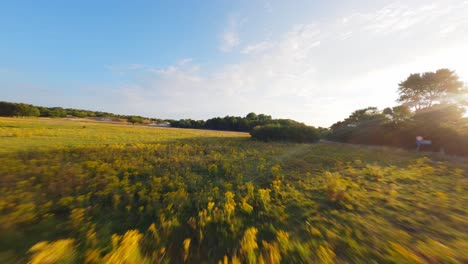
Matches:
[0,117,467,263]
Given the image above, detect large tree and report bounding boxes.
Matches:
[330,107,384,131]
[383,105,412,124]
[397,69,467,110]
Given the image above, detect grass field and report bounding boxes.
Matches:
[0,117,247,154]
[0,117,467,263]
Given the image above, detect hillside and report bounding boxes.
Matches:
[0,117,467,263]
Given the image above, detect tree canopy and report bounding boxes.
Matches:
[0,101,157,124]
[250,124,319,143]
[169,113,307,133]
[329,68,468,156]
[397,69,467,110]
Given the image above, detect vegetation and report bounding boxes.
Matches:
[5,69,465,155]
[1,118,467,263]
[250,124,319,142]
[328,105,468,156]
[329,69,468,156]
[397,69,467,110]
[169,113,315,133]
[0,102,324,135]
[0,118,246,154]
[0,101,160,124]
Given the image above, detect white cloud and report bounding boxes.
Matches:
[115,24,326,121]
[220,31,240,52]
[342,0,468,35]
[339,31,353,40]
[113,1,468,127]
[241,41,274,54]
[219,15,245,52]
[440,24,456,35]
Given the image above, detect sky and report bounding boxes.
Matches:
[1,0,468,127]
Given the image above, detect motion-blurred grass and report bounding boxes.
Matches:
[0,117,467,263]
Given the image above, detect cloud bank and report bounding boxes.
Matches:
[113,1,468,127]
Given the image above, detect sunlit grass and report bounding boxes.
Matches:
[0,117,248,153]
[0,117,467,263]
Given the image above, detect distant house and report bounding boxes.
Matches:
[149,122,171,127]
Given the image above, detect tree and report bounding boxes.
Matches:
[127,116,144,124]
[328,107,387,143]
[332,107,383,129]
[46,107,66,117]
[413,104,465,125]
[397,69,467,110]
[246,112,257,120]
[383,105,412,124]
[0,102,19,116]
[257,114,272,123]
[250,124,319,143]
[0,102,40,117]
[17,104,40,116]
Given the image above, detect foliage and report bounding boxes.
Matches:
[398,68,467,110]
[329,104,468,156]
[250,124,320,142]
[0,102,40,117]
[328,69,468,156]
[127,116,144,124]
[0,102,318,137]
[0,101,158,124]
[0,118,467,263]
[169,112,309,133]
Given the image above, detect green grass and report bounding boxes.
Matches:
[0,117,467,263]
[0,117,247,153]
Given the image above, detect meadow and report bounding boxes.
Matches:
[0,117,467,263]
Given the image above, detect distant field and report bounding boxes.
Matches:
[0,117,467,263]
[0,117,248,153]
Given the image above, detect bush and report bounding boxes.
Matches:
[0,102,40,117]
[328,105,468,156]
[250,124,319,143]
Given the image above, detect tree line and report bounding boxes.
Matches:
[328,69,468,156]
[250,124,321,143]
[170,113,305,132]
[169,113,327,142]
[2,68,467,151]
[0,101,323,142]
[0,101,159,124]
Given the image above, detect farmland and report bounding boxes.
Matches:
[0,117,467,263]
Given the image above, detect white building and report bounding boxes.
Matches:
[149,122,171,127]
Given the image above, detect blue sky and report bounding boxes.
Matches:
[1,0,468,126]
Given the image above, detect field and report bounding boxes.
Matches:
[0,117,467,263]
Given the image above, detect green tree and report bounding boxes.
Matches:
[127,116,144,124]
[0,102,40,117]
[18,104,40,117]
[414,103,465,125]
[331,107,384,130]
[46,107,66,117]
[383,105,412,124]
[397,69,467,110]
[246,112,257,120]
[0,102,19,116]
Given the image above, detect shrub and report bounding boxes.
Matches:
[250,124,319,143]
